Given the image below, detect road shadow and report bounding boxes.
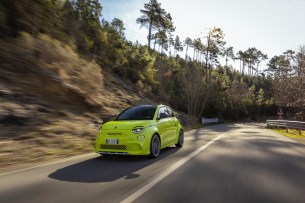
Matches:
[190,124,236,142]
[48,147,180,183]
[240,131,259,134]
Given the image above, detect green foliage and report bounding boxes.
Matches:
[74,0,102,25]
[137,0,174,52]
[266,47,305,120]
[1,0,281,121]
[111,18,125,39]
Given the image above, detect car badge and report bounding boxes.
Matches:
[114,126,117,129]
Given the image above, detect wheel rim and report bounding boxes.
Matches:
[179,132,184,145]
[152,136,160,156]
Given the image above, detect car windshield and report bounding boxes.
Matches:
[115,106,157,121]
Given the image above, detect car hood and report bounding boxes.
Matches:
[102,120,154,130]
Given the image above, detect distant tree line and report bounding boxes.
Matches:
[266,48,305,120]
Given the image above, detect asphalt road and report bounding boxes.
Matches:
[1,123,305,203]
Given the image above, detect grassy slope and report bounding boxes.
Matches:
[274,129,305,145]
[0,33,192,171]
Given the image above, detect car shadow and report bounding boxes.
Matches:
[48,147,180,183]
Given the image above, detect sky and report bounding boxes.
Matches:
[99,0,305,69]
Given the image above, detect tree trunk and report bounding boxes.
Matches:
[205,34,210,83]
[242,60,245,75]
[193,47,196,60]
[225,57,228,74]
[185,45,189,60]
[153,38,157,50]
[148,11,153,53]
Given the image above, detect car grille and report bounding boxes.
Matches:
[100,144,127,150]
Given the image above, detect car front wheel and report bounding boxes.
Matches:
[150,134,160,158]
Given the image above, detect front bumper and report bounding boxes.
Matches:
[94,131,151,155]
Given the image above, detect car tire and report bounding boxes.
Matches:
[175,130,184,147]
[150,134,161,158]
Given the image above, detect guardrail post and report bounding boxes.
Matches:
[286,127,288,133]
[299,129,302,135]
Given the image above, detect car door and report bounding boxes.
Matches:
[156,107,171,147]
[165,107,177,144]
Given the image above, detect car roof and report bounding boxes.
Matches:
[130,105,157,108]
[157,104,169,108]
[129,104,170,109]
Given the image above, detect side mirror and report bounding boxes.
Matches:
[111,114,117,120]
[159,113,168,119]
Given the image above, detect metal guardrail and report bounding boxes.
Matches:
[202,118,219,125]
[267,120,305,135]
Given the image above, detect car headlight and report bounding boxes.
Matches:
[132,127,144,134]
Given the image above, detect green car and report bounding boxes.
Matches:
[94,105,184,158]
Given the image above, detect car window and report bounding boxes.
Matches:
[115,106,156,120]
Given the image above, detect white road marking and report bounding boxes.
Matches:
[0,153,96,177]
[121,130,232,203]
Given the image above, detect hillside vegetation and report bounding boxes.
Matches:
[0,0,304,169]
[0,32,163,169]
